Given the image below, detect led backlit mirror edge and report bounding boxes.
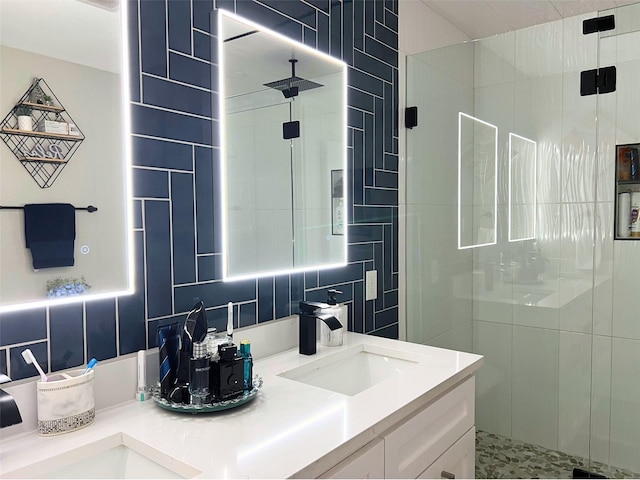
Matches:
[457,112,498,250]
[0,2,135,313]
[216,9,349,282]
[508,132,537,243]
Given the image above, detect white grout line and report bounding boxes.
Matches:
[167,173,176,315]
[130,100,214,121]
[82,301,88,364]
[165,0,170,77]
[133,164,193,174]
[45,308,51,373]
[353,47,397,73]
[115,297,121,357]
[190,1,194,56]
[191,145,199,281]
[141,200,149,336]
[137,0,143,101]
[142,71,213,93]
[349,84,384,101]
[168,48,216,67]
[131,133,217,149]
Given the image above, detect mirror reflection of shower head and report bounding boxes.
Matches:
[264,58,323,98]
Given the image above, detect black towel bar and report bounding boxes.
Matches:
[0,205,98,212]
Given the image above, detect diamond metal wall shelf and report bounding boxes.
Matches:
[0,78,85,188]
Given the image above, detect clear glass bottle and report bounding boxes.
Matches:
[239,340,253,391]
[189,341,211,405]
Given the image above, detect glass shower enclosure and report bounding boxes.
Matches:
[405,2,640,477]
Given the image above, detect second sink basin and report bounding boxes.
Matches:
[278,343,422,396]
[3,432,201,479]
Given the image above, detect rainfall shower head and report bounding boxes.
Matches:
[264,59,323,98]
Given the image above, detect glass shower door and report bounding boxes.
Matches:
[589,3,640,476]
[405,11,603,478]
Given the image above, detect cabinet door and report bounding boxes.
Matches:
[320,439,384,479]
[418,427,476,479]
[383,376,475,478]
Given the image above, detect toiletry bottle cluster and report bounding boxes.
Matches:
[157,301,253,405]
[617,145,640,239]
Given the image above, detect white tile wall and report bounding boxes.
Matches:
[612,241,640,340]
[406,57,473,208]
[515,20,563,80]
[590,335,612,465]
[511,325,559,450]
[426,319,473,352]
[614,59,640,145]
[610,337,640,472]
[473,320,512,437]
[562,13,598,73]
[558,331,592,458]
[561,71,597,204]
[473,32,515,88]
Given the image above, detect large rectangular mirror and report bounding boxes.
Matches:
[0,0,133,311]
[217,9,348,280]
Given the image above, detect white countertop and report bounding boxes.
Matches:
[0,333,483,479]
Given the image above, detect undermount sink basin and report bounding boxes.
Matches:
[278,343,423,396]
[513,290,553,306]
[4,433,201,479]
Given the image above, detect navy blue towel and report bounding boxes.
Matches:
[24,203,76,269]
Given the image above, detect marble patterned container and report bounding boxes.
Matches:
[36,370,95,436]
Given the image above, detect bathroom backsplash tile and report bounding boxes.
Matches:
[196,255,218,282]
[169,51,213,90]
[235,1,304,41]
[257,277,274,323]
[117,231,147,353]
[49,304,84,371]
[167,0,192,55]
[86,300,117,362]
[139,0,168,77]
[133,137,193,171]
[193,0,214,32]
[0,0,398,380]
[133,200,143,229]
[0,309,46,347]
[194,146,217,254]
[239,303,257,329]
[304,26,317,47]
[0,352,7,376]
[10,342,47,381]
[171,173,197,284]
[142,75,212,118]
[133,168,169,199]
[144,201,173,317]
[193,30,212,62]
[317,12,330,53]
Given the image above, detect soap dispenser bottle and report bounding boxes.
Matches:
[321,289,344,347]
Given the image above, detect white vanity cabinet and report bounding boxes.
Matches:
[321,439,385,479]
[319,376,476,479]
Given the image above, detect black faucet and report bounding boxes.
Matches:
[0,374,22,428]
[298,301,342,355]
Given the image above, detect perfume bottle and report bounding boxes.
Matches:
[189,341,211,405]
[240,340,253,391]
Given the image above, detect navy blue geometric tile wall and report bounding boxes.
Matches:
[0,0,398,381]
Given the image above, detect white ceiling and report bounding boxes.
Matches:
[420,0,639,39]
[0,0,121,73]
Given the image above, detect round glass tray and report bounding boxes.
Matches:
[151,376,263,413]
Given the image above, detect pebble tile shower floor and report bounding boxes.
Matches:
[475,430,640,479]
